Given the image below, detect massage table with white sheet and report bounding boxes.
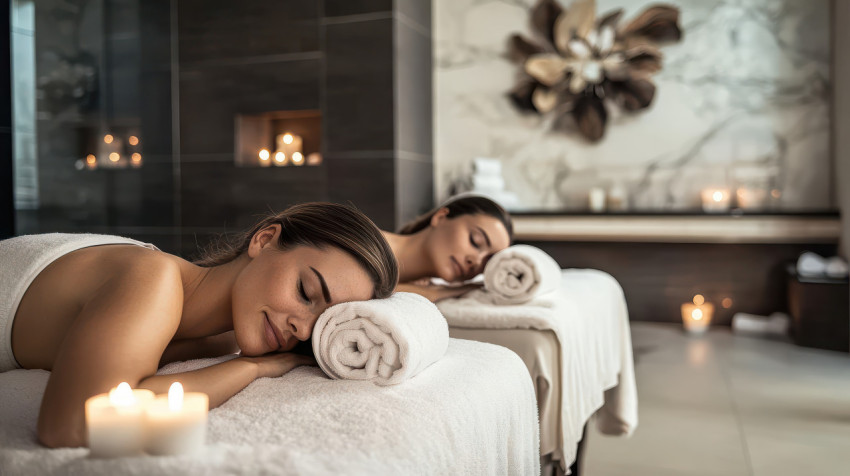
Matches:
[442,269,638,475]
[0,339,540,475]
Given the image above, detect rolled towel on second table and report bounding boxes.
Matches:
[311,292,449,385]
[482,245,563,305]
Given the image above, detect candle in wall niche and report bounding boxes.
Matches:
[588,187,606,212]
[276,133,303,163]
[701,188,731,212]
[681,294,715,335]
[144,382,209,455]
[85,382,155,458]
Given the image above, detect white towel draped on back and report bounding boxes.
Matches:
[312,292,449,386]
[482,245,562,305]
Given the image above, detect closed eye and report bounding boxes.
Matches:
[469,233,481,250]
[297,279,311,305]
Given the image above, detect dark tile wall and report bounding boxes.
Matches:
[177,0,434,256]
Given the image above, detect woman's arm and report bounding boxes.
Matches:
[396,282,482,302]
[159,331,240,367]
[139,352,315,409]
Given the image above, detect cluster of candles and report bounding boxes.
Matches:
[77,134,143,171]
[85,382,208,458]
[701,187,781,212]
[257,133,322,167]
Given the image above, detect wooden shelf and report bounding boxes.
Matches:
[513,215,841,244]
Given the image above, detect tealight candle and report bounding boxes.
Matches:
[85,382,155,458]
[144,382,209,455]
[701,188,731,212]
[681,294,715,335]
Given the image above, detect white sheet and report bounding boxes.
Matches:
[438,269,638,470]
[0,339,540,476]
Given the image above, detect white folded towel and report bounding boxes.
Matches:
[311,292,449,386]
[483,245,562,305]
[472,175,506,193]
[473,157,503,176]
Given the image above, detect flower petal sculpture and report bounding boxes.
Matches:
[508,0,682,142]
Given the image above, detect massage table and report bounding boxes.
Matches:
[0,339,540,475]
[443,269,638,475]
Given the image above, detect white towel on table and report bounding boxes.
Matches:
[0,339,539,476]
[438,269,638,470]
[482,245,562,305]
[311,292,449,386]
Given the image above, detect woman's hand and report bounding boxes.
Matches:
[242,352,317,379]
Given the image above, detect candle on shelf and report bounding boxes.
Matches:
[588,187,607,213]
[144,382,209,456]
[701,188,731,212]
[735,187,767,209]
[85,382,155,458]
[275,132,303,166]
[681,294,715,335]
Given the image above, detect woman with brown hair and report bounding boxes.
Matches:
[1,202,398,448]
[382,195,513,302]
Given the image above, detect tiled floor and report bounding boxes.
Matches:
[583,322,850,476]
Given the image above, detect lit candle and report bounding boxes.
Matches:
[85,382,155,458]
[701,188,731,212]
[144,382,209,456]
[735,187,767,209]
[680,294,715,335]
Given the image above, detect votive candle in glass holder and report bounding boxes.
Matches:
[588,187,606,213]
[85,382,155,458]
[144,382,209,456]
[681,294,715,335]
[701,188,731,212]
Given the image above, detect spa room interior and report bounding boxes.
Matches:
[1,0,849,475]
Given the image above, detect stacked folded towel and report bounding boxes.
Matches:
[311,292,449,385]
[469,157,521,209]
[482,245,563,305]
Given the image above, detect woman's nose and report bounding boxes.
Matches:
[287,315,312,341]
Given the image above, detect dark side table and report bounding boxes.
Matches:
[787,265,850,352]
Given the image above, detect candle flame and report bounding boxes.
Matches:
[168,382,184,412]
[283,133,293,145]
[259,149,270,161]
[692,308,703,320]
[712,191,723,202]
[292,152,303,164]
[693,294,705,305]
[109,382,136,407]
[274,151,285,163]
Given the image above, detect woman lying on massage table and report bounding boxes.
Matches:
[381,195,513,302]
[1,202,398,448]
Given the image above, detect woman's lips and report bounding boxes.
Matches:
[263,312,281,351]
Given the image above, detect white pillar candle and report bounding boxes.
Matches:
[85,383,155,458]
[144,382,209,456]
[681,294,715,335]
[700,188,731,212]
[588,187,606,212]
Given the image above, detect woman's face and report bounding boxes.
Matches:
[232,225,373,356]
[426,210,511,282]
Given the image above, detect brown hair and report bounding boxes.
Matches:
[398,195,514,239]
[195,202,399,299]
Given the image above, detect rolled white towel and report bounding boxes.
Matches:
[483,245,562,305]
[311,292,449,386]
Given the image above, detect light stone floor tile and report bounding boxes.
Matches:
[583,322,850,476]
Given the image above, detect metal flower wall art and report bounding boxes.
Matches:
[508,0,683,142]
